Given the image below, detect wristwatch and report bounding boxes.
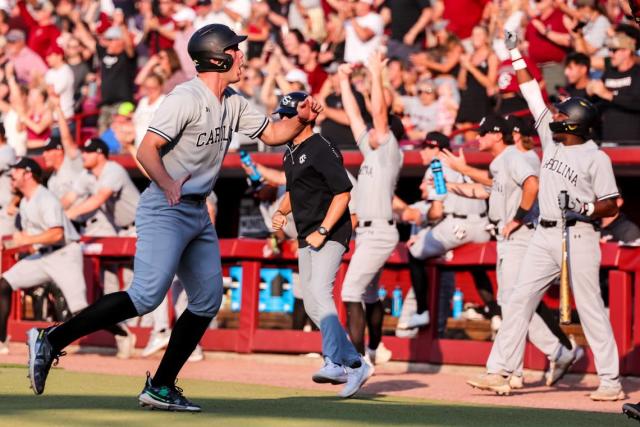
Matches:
[317,226,328,236]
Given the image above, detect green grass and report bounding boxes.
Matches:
[0,365,633,427]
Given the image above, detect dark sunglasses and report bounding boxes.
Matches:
[417,89,434,95]
[279,113,296,119]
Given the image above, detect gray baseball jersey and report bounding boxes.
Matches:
[147,78,268,196]
[427,165,487,215]
[127,78,269,319]
[488,145,538,229]
[353,130,403,221]
[96,160,140,228]
[19,185,80,247]
[535,109,618,221]
[47,154,83,199]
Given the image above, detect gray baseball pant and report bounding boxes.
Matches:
[298,240,361,366]
[487,223,620,388]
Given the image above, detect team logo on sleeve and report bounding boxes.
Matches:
[299,154,307,164]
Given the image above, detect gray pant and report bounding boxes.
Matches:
[496,226,561,375]
[298,240,360,366]
[487,223,620,387]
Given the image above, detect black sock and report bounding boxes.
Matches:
[472,269,499,317]
[536,301,573,350]
[104,324,129,337]
[292,298,307,330]
[365,300,384,351]
[408,253,428,314]
[345,302,365,355]
[0,278,13,342]
[153,309,212,387]
[47,292,138,352]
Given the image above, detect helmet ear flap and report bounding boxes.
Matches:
[194,52,234,72]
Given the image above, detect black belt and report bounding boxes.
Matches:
[181,194,207,204]
[525,222,535,229]
[121,222,135,230]
[539,218,596,229]
[449,212,487,219]
[38,245,64,255]
[359,220,394,227]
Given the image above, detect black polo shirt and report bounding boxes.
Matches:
[284,133,353,249]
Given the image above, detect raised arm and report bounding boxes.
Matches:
[368,51,389,147]
[440,148,492,186]
[51,94,79,159]
[337,64,367,140]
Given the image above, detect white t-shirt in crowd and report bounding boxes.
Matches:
[4,109,27,156]
[134,94,166,147]
[344,12,384,64]
[45,64,75,119]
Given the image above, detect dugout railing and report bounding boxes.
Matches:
[4,238,640,375]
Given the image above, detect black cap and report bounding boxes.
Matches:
[421,131,450,150]
[504,115,535,136]
[478,115,508,136]
[43,136,63,151]
[273,91,309,117]
[82,138,110,156]
[10,157,42,179]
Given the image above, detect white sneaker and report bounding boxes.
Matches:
[141,330,171,357]
[397,311,429,330]
[590,384,625,401]
[366,342,392,365]
[509,375,524,389]
[187,345,204,363]
[0,337,9,355]
[339,359,371,398]
[546,338,584,386]
[312,356,347,384]
[461,308,484,321]
[115,332,137,359]
[363,353,376,377]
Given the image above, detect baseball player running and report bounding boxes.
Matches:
[467,30,623,401]
[449,114,581,391]
[337,53,402,365]
[0,158,88,355]
[272,92,371,398]
[26,24,322,412]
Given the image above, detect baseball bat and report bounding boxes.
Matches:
[559,191,571,325]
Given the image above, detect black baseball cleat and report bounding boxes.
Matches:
[623,403,640,421]
[138,373,201,412]
[26,327,65,395]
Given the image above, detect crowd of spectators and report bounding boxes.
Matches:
[0,0,634,157]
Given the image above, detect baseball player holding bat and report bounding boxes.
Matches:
[272,92,371,398]
[467,30,623,401]
[26,23,322,412]
[450,114,580,391]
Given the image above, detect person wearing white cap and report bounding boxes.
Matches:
[341,0,384,64]
[172,7,197,78]
[285,68,310,92]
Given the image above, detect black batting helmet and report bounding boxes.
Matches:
[549,97,598,137]
[187,24,247,73]
[273,91,309,117]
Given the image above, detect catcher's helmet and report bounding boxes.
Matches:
[273,91,309,117]
[549,97,598,137]
[187,24,247,73]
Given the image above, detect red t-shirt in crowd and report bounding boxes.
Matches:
[147,17,175,56]
[305,65,328,95]
[17,1,60,60]
[525,9,569,65]
[497,56,548,100]
[443,0,489,39]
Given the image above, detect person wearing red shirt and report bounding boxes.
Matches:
[144,0,176,56]
[298,40,327,95]
[17,0,60,60]
[443,0,490,40]
[525,0,570,96]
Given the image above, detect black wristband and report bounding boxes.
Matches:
[513,207,530,222]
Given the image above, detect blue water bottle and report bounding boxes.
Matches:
[431,159,447,196]
[239,150,263,184]
[392,287,403,317]
[452,288,463,319]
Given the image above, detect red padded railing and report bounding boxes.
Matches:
[5,238,640,374]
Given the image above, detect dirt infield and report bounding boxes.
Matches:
[1,342,638,415]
